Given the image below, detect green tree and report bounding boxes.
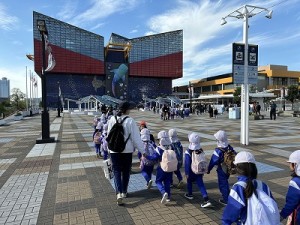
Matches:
[10,88,26,111]
[233,87,241,105]
[285,85,300,108]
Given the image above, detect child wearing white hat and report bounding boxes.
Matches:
[184,132,212,208]
[207,130,236,206]
[138,128,157,189]
[280,150,300,224]
[144,130,173,204]
[100,124,108,160]
[168,128,184,188]
[222,151,277,224]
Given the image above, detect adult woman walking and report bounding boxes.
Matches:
[107,101,145,205]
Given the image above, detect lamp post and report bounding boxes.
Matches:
[36,19,55,144]
[57,81,61,117]
[189,81,193,113]
[221,5,272,145]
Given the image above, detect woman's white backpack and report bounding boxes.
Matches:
[236,180,280,225]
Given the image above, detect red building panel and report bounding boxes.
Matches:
[129,52,182,78]
[34,39,105,76]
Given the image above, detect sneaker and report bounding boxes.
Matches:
[166,199,171,203]
[117,193,123,205]
[121,193,127,198]
[201,200,212,208]
[161,193,168,204]
[184,193,194,200]
[219,199,227,206]
[177,180,184,189]
[147,180,153,189]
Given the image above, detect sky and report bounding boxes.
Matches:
[0,0,300,97]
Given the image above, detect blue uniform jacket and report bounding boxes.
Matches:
[280,176,300,223]
[145,146,165,163]
[207,145,235,173]
[170,141,183,165]
[222,175,274,225]
[137,140,157,159]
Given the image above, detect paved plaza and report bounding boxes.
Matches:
[0,110,299,225]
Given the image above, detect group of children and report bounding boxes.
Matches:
[136,122,300,224]
[92,114,110,160]
[92,115,300,224]
[137,121,234,208]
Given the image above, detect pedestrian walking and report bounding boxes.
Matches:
[107,101,145,205]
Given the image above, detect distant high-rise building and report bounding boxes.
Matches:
[0,77,10,101]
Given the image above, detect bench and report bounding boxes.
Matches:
[276,111,284,116]
[292,111,300,117]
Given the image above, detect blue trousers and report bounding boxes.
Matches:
[171,163,183,184]
[156,166,172,198]
[141,164,154,184]
[94,144,100,154]
[187,173,208,198]
[110,153,132,194]
[217,168,230,202]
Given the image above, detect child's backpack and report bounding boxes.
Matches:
[171,142,183,165]
[191,149,208,174]
[236,180,280,225]
[160,148,178,172]
[142,142,157,166]
[220,146,237,175]
[106,116,130,152]
[94,133,101,144]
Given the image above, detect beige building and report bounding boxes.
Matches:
[173,64,300,98]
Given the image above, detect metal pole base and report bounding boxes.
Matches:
[36,110,56,144]
[57,108,61,117]
[36,137,55,144]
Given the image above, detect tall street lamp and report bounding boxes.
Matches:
[36,19,55,144]
[189,81,193,113]
[221,5,272,145]
[57,81,61,117]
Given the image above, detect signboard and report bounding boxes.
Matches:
[232,43,258,84]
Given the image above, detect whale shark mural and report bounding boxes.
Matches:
[106,63,128,100]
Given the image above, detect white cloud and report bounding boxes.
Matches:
[69,0,140,25]
[90,23,105,31]
[57,1,78,21]
[0,3,18,30]
[130,29,138,33]
[146,0,295,86]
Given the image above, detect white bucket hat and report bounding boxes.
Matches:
[233,151,256,165]
[287,150,300,176]
[168,129,179,143]
[188,133,201,150]
[140,128,150,141]
[158,130,171,146]
[214,130,229,148]
[157,130,168,139]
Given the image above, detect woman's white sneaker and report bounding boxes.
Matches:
[117,193,123,205]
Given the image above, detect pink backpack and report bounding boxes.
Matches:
[160,149,178,172]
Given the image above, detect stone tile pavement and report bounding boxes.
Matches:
[0,109,299,224]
